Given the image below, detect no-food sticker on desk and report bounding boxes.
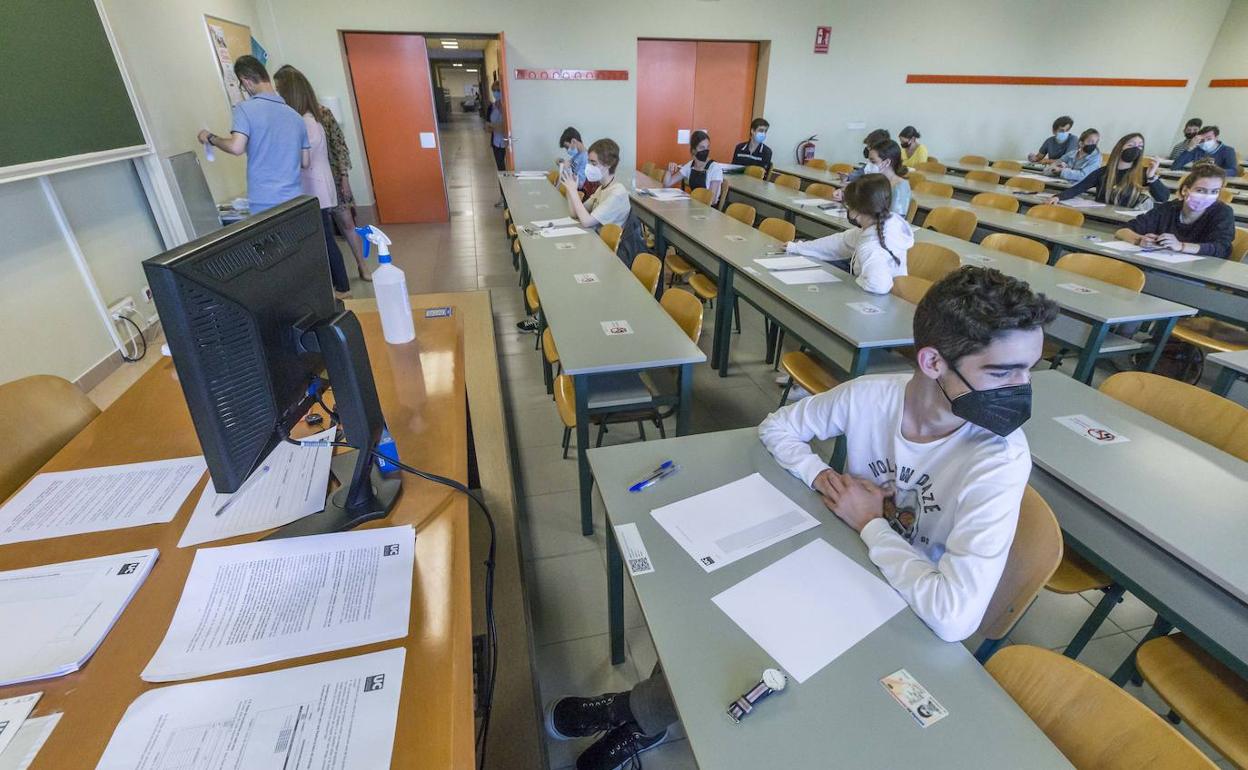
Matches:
[1054,414,1130,445]
[601,320,634,336]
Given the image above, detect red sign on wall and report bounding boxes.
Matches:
[814,26,831,54]
[514,69,629,81]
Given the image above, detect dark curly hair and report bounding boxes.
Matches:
[914,267,1059,363]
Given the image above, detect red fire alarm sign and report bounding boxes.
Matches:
[814,26,831,54]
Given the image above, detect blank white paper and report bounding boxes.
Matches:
[712,539,906,683]
[774,269,841,286]
[540,227,589,238]
[754,256,820,271]
[531,217,578,228]
[1138,250,1204,264]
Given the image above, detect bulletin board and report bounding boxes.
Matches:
[204,14,253,107]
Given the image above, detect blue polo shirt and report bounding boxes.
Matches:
[230,91,309,211]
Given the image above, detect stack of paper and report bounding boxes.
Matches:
[0,713,59,770]
[530,217,579,228]
[1057,198,1104,209]
[1099,240,1141,252]
[1015,173,1053,182]
[790,197,832,206]
[774,269,841,286]
[142,526,415,682]
[539,227,589,238]
[0,550,158,686]
[754,256,820,271]
[0,693,41,758]
[642,188,690,201]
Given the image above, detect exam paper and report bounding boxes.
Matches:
[774,269,842,286]
[790,197,831,206]
[98,649,404,770]
[0,550,157,686]
[1138,250,1204,264]
[0,714,59,770]
[531,217,578,228]
[1057,198,1104,209]
[178,428,334,548]
[0,693,40,758]
[650,473,819,572]
[754,256,820,271]
[513,170,548,178]
[0,457,206,545]
[1015,173,1052,182]
[643,188,689,200]
[712,539,906,683]
[142,526,414,682]
[540,227,589,238]
[1097,240,1142,252]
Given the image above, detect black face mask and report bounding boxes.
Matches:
[937,365,1032,437]
[1120,147,1143,163]
[694,149,709,162]
[1082,143,1097,154]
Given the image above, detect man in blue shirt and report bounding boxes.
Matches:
[198,55,309,213]
[1173,125,1239,175]
[559,127,588,189]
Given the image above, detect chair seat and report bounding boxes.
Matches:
[542,328,558,364]
[1046,547,1112,593]
[1137,633,1248,769]
[525,284,540,312]
[665,254,696,277]
[780,351,841,395]
[1171,317,1248,353]
[689,273,718,301]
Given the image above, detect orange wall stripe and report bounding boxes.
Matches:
[1209,79,1248,88]
[906,74,1187,87]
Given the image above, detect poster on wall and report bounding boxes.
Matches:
[209,24,244,105]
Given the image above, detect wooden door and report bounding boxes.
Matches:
[692,41,759,164]
[344,32,449,223]
[636,40,696,171]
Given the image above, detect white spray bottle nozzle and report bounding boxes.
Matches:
[354,225,393,263]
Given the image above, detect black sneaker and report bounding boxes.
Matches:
[516,317,540,334]
[576,722,667,770]
[545,693,628,740]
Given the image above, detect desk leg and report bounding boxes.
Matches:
[655,221,668,266]
[848,348,873,379]
[606,524,626,665]
[710,266,728,372]
[1110,616,1173,686]
[1072,323,1110,384]
[1139,316,1178,374]
[716,268,738,377]
[575,375,594,536]
[677,363,693,435]
[1213,366,1238,396]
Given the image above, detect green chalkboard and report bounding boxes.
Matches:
[0,0,146,170]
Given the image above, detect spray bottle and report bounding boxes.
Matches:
[355,225,415,344]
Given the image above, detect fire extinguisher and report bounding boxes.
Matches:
[795,135,818,164]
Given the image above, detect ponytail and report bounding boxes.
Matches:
[845,174,900,267]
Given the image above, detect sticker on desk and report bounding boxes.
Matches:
[601,320,635,336]
[691,214,709,220]
[534,204,550,210]
[555,242,577,250]
[1054,414,1130,445]
[962,253,996,265]
[574,273,600,284]
[847,302,884,315]
[1057,283,1098,295]
[725,235,747,242]
[424,306,453,318]
[614,523,655,576]
[744,266,760,275]
[880,669,948,728]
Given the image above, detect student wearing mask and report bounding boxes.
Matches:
[1116,163,1236,260]
[1045,128,1101,183]
[1053,133,1168,209]
[664,131,724,205]
[1173,126,1239,174]
[562,138,630,231]
[1028,116,1076,163]
[845,128,891,182]
[544,267,1058,770]
[558,127,589,190]
[898,126,928,169]
[786,174,913,294]
[832,140,911,218]
[731,118,773,174]
[1169,118,1204,161]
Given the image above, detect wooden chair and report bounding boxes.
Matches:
[917,160,947,175]
[599,223,623,253]
[688,274,739,334]
[966,169,1002,185]
[648,167,665,182]
[907,241,961,281]
[992,160,1023,172]
[1054,253,1145,291]
[546,169,559,186]
[981,232,1049,263]
[805,183,837,200]
[889,274,933,305]
[641,161,656,177]
[758,217,796,243]
[0,375,101,502]
[906,171,927,187]
[631,253,663,296]
[525,284,541,314]
[913,181,954,199]
[1233,227,1248,261]
[1170,316,1248,363]
[660,287,704,344]
[985,646,1217,770]
[971,192,1021,213]
[773,174,802,190]
[690,187,713,205]
[542,328,560,379]
[923,206,978,241]
[973,486,1064,661]
[960,154,989,166]
[664,250,697,286]
[725,202,756,226]
[743,165,766,179]
[1218,188,1235,204]
[805,158,828,170]
[1027,203,1085,228]
[1101,371,1248,461]
[1006,176,1046,193]
[777,351,840,406]
[829,163,854,175]
[906,197,919,223]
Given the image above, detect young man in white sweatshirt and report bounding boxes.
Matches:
[544,267,1058,770]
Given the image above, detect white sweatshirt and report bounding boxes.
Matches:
[785,213,914,294]
[758,373,1030,642]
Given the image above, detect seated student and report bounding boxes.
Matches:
[1169,118,1204,161]
[846,128,891,181]
[1116,162,1236,260]
[732,118,773,174]
[559,127,589,191]
[1028,115,1076,163]
[562,138,629,231]
[786,174,913,294]
[664,130,724,205]
[898,125,928,169]
[833,140,911,218]
[1053,132,1168,209]
[1045,128,1101,183]
[1173,125,1239,174]
[544,267,1059,769]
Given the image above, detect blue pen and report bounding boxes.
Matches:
[629,460,676,493]
[630,465,680,493]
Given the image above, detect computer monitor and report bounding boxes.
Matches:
[144,196,400,538]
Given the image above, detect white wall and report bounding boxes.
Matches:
[438,67,483,102]
[1184,0,1248,155]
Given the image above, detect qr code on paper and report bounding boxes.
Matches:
[629,557,653,574]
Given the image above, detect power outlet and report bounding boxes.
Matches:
[109,297,137,320]
[142,285,153,303]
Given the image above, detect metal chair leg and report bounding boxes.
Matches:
[595,422,606,448]
[561,427,571,459]
[655,417,667,439]
[733,298,741,334]
[637,420,646,441]
[773,330,786,370]
[1110,615,1173,687]
[1063,583,1124,659]
[974,637,1006,663]
[777,379,793,409]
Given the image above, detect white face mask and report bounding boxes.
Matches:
[1200,139,1219,153]
[863,162,881,174]
[584,163,604,182]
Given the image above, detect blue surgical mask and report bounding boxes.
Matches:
[1200,139,1219,153]
[754,131,767,144]
[566,146,579,158]
[492,90,501,101]
[1055,131,1070,142]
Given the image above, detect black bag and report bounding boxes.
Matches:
[615,210,647,272]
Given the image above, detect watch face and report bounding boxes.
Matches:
[763,668,787,691]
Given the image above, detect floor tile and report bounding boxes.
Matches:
[1007,590,1123,650]
[528,550,644,647]
[521,489,606,560]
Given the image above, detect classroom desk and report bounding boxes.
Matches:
[1209,349,1248,395]
[0,301,508,769]
[629,172,916,381]
[1026,370,1248,681]
[499,173,705,536]
[949,157,1248,203]
[587,429,1072,768]
[723,173,1195,382]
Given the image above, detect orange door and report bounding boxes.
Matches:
[344,32,449,223]
[497,32,513,170]
[692,42,759,164]
[636,40,696,172]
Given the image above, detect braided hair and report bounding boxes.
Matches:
[844,174,900,266]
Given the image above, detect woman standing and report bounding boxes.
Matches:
[318,101,369,281]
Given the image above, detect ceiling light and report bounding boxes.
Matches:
[452,63,463,67]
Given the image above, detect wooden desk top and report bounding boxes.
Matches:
[0,307,476,768]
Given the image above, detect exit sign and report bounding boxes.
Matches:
[814,26,831,54]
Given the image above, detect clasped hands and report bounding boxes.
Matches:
[813,468,890,533]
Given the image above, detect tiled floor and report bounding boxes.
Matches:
[86,113,1240,768]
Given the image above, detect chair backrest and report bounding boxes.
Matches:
[981,232,1049,263]
[889,274,933,305]
[1005,176,1046,193]
[648,168,665,182]
[0,375,100,502]
[1054,252,1144,292]
[805,158,828,170]
[917,160,947,174]
[805,183,836,200]
[546,170,559,185]
[1219,188,1235,204]
[641,161,656,177]
[758,217,796,243]
[630,253,663,295]
[553,374,577,427]
[773,174,801,190]
[660,288,704,343]
[1099,372,1248,461]
[829,163,854,174]
[966,169,1002,185]
[1233,227,1248,262]
[725,202,756,226]
[743,165,765,179]
[905,197,919,223]
[971,192,1020,213]
[907,241,962,281]
[906,171,926,187]
[923,206,978,241]
[977,486,1064,642]
[985,646,1218,770]
[992,160,1023,172]
[913,181,954,199]
[690,187,713,205]
[960,155,989,166]
[1027,203,1085,228]
[599,223,623,253]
